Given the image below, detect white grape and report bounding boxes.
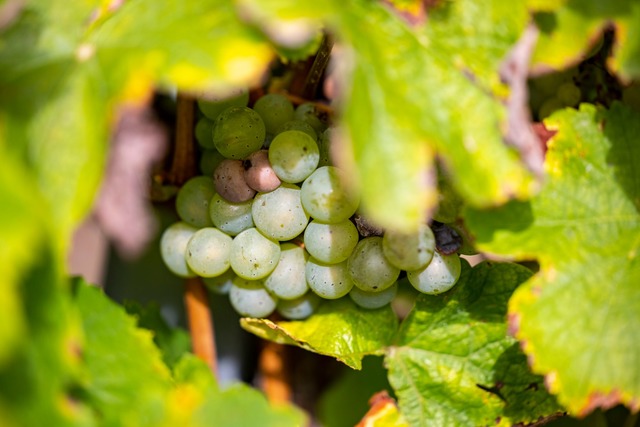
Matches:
[348,237,400,292]
[229,277,277,318]
[160,222,198,278]
[407,251,462,295]
[229,228,281,280]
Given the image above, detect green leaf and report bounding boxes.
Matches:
[529,0,633,73]
[74,282,174,426]
[386,261,562,427]
[241,298,398,369]
[124,300,192,369]
[422,0,529,95]
[465,103,640,414]
[0,254,94,427]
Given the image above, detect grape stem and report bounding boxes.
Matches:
[184,278,217,373]
[168,93,197,185]
[288,34,333,99]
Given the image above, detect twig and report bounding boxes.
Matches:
[168,93,197,185]
[302,35,333,100]
[184,277,217,373]
[259,337,292,404]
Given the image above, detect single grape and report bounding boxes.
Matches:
[407,251,462,295]
[252,184,309,241]
[185,227,232,277]
[175,176,215,228]
[382,224,435,271]
[195,117,216,149]
[229,276,277,318]
[200,149,225,176]
[349,282,398,310]
[305,258,354,299]
[268,130,320,183]
[264,242,309,300]
[277,292,321,320]
[213,106,265,159]
[253,93,294,135]
[301,166,359,223]
[230,228,281,280]
[294,102,325,134]
[276,120,317,141]
[214,159,256,203]
[202,269,236,295]
[303,219,359,264]
[208,193,254,236]
[243,149,281,193]
[197,88,249,121]
[160,222,198,278]
[348,237,400,292]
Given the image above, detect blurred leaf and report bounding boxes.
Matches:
[386,261,562,427]
[465,103,640,414]
[241,298,398,369]
[0,253,94,427]
[124,300,192,369]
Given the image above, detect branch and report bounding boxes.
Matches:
[184,278,217,373]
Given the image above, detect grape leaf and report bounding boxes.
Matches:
[528,0,634,74]
[465,103,640,414]
[235,0,536,232]
[386,261,562,427]
[0,0,274,257]
[241,298,398,369]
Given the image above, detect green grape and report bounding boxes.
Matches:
[264,243,309,299]
[348,237,400,292]
[213,106,265,159]
[294,102,325,134]
[230,228,281,280]
[303,219,358,264]
[305,257,354,299]
[407,251,461,295]
[199,149,225,176]
[195,117,215,149]
[275,120,317,141]
[160,222,198,278]
[185,227,232,277]
[277,291,321,320]
[382,224,435,271]
[349,282,398,310]
[252,184,309,241]
[197,88,249,121]
[202,269,235,295]
[208,193,254,236]
[175,176,215,228]
[317,128,333,167]
[538,97,565,120]
[253,93,294,135]
[229,276,277,318]
[301,166,359,223]
[557,82,581,106]
[268,130,319,183]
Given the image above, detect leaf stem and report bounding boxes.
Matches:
[184,277,217,373]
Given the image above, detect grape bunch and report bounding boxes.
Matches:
[160,90,464,320]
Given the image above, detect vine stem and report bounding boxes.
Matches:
[185,277,217,373]
[259,339,292,404]
[168,93,197,185]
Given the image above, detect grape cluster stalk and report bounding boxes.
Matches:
[160,91,463,319]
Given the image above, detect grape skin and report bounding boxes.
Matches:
[348,237,400,293]
[229,228,281,280]
[229,277,278,318]
[252,184,309,241]
[349,282,398,310]
[185,227,232,278]
[214,159,256,203]
[213,106,265,159]
[382,224,435,271]
[160,222,198,278]
[303,219,359,264]
[253,93,294,135]
[202,269,236,295]
[175,176,215,228]
[264,242,309,300]
[305,258,354,299]
[269,130,320,184]
[243,150,281,193]
[208,193,254,236]
[277,292,321,320]
[407,251,461,295]
[300,166,359,223]
[197,88,249,121]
